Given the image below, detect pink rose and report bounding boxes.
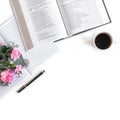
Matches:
[11,48,21,61]
[0,42,3,46]
[15,65,23,73]
[0,70,14,83]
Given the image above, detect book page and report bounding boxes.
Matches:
[96,0,110,23]
[0,17,26,54]
[57,0,109,36]
[19,0,67,45]
[25,42,57,73]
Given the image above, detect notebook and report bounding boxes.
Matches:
[10,0,111,50]
[0,16,57,96]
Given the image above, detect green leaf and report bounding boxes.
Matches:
[0,53,6,58]
[0,67,7,72]
[9,63,16,69]
[0,46,7,53]
[14,55,25,65]
[5,47,12,56]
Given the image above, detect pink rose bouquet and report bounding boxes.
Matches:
[0,43,28,86]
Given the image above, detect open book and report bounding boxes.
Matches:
[10,0,111,50]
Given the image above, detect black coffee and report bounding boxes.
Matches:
[95,33,112,50]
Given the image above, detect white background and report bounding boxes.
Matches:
[0,0,120,120]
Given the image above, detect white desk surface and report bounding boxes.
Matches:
[0,0,120,120]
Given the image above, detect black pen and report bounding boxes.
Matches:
[17,70,45,93]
